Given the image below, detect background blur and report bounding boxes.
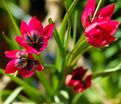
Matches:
[0,0,121,104]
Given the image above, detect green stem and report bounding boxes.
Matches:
[91,0,103,22]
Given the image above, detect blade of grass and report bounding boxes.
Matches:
[4,87,23,104]
[2,0,20,35]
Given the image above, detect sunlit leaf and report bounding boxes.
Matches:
[4,87,23,104]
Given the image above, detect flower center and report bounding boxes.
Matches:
[16,55,39,71]
[25,33,44,51]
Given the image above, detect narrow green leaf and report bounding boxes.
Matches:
[1,90,33,102]
[73,10,78,47]
[94,63,121,78]
[49,18,66,58]
[64,1,71,49]
[59,0,78,44]
[2,0,20,35]
[4,87,23,104]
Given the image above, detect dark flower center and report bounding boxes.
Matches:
[72,69,88,88]
[16,56,39,71]
[25,33,44,51]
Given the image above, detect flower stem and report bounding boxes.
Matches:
[91,0,103,22]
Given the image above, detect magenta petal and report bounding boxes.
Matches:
[43,24,55,39]
[16,36,36,52]
[29,16,43,34]
[16,36,28,48]
[85,75,92,88]
[36,64,44,71]
[19,69,35,78]
[97,3,115,19]
[81,0,96,28]
[5,59,18,74]
[5,50,21,59]
[65,74,72,86]
[85,22,98,35]
[65,74,83,88]
[74,83,84,93]
[98,20,120,35]
[20,21,29,37]
[85,20,118,47]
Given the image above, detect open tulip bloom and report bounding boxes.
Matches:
[5,50,43,78]
[16,16,55,54]
[81,0,120,48]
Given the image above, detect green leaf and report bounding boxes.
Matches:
[54,90,69,104]
[59,0,78,45]
[4,87,23,104]
[1,90,33,102]
[49,19,67,72]
[73,10,78,47]
[52,75,59,93]
[94,63,121,78]
[2,0,20,35]
[64,1,71,49]
[66,37,91,67]
[0,69,42,102]
[49,18,66,58]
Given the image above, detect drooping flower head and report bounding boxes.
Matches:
[5,50,43,78]
[16,16,54,54]
[65,67,92,93]
[81,0,119,48]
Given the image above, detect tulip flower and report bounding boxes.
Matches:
[16,16,54,54]
[81,0,119,47]
[5,50,43,78]
[65,67,92,93]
